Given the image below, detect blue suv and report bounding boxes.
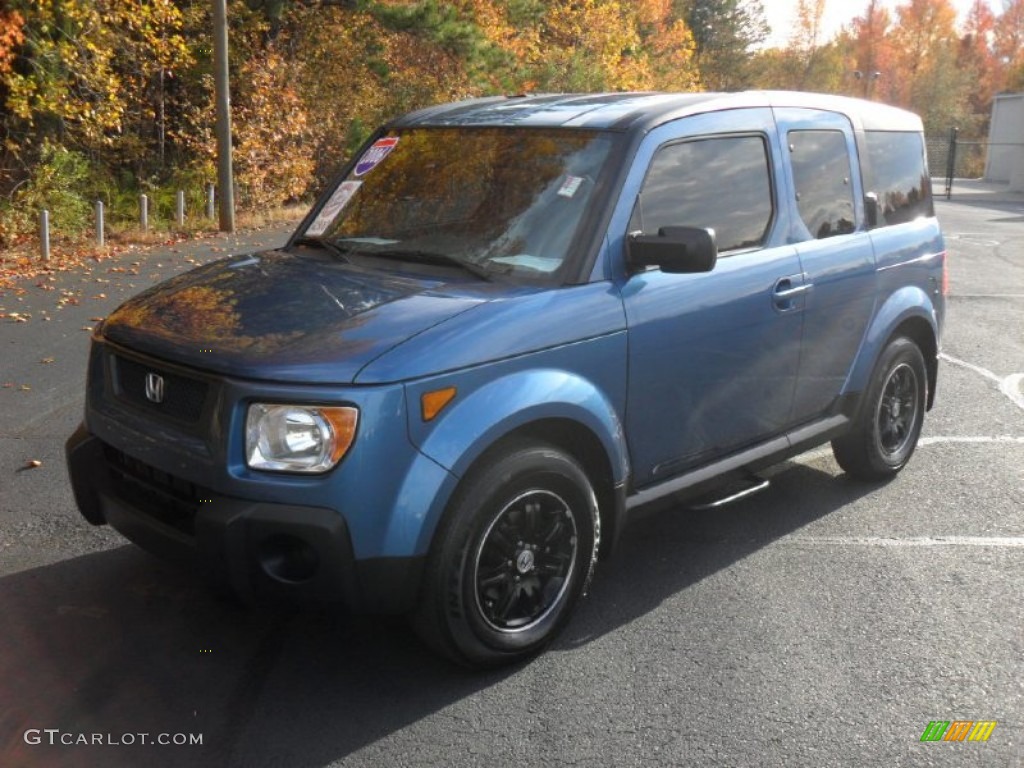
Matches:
[66,92,946,667]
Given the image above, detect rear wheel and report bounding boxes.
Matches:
[832,336,927,480]
[413,440,599,668]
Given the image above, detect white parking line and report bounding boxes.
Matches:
[919,435,1024,445]
[948,294,1024,298]
[790,435,1024,466]
[940,352,1024,411]
[945,234,1001,246]
[782,536,1024,547]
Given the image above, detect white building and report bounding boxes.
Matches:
[985,93,1024,189]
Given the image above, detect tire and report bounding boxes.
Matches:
[832,336,927,480]
[413,440,600,668]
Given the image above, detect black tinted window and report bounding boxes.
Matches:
[789,130,855,239]
[864,131,933,227]
[633,136,773,252]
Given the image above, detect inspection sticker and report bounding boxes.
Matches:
[354,137,400,176]
[305,181,362,236]
[558,175,584,198]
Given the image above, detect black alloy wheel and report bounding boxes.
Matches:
[473,489,578,633]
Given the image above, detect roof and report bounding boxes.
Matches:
[391,91,924,133]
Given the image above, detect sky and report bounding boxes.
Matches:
[759,0,1004,48]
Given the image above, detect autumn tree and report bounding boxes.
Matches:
[677,0,769,89]
[847,0,895,98]
[0,9,22,78]
[958,0,998,117]
[888,0,975,134]
[751,0,849,92]
[995,0,1024,90]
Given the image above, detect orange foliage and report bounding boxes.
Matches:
[995,0,1024,89]
[0,9,24,76]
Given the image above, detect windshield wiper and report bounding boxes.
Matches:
[368,249,497,282]
[292,235,351,263]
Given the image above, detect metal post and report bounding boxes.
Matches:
[140,194,149,232]
[212,0,236,232]
[40,209,50,261]
[206,183,215,220]
[96,200,105,247]
[945,127,958,201]
[176,190,185,227]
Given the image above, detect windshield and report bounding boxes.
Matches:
[302,127,616,281]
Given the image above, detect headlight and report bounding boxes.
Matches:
[245,403,358,473]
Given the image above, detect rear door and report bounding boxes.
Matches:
[773,108,876,424]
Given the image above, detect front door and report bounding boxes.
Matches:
[621,110,805,487]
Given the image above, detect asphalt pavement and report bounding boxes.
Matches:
[0,189,1021,768]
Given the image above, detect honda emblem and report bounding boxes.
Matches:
[145,372,165,404]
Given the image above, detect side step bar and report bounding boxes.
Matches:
[626,413,849,511]
[687,478,771,510]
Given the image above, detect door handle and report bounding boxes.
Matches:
[774,282,812,299]
[773,275,812,311]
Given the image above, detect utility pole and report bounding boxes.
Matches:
[212,0,235,232]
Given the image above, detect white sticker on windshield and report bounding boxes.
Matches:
[558,175,584,198]
[305,181,362,236]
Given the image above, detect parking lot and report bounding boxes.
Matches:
[1,185,1021,767]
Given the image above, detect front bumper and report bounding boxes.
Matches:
[66,424,424,613]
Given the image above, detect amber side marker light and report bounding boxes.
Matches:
[322,407,360,465]
[421,387,457,422]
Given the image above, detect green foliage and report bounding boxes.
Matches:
[1,141,93,244]
[679,0,770,88]
[370,1,485,58]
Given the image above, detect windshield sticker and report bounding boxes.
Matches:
[354,137,400,177]
[557,175,584,198]
[306,181,362,236]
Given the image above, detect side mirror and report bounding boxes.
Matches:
[865,192,879,228]
[627,226,717,274]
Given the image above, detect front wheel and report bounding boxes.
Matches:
[413,440,599,668]
[832,336,927,480]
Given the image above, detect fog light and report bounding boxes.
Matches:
[259,534,319,583]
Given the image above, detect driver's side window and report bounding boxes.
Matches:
[630,135,775,254]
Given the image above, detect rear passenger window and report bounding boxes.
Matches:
[788,130,855,239]
[863,131,934,227]
[632,136,773,253]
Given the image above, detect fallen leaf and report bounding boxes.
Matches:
[40,357,55,364]
[19,385,31,391]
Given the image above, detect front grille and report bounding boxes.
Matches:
[105,446,206,536]
[114,355,208,422]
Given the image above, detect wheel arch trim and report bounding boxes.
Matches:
[403,369,630,556]
[844,286,939,406]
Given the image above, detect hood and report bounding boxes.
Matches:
[101,249,488,383]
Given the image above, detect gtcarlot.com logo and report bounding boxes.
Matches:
[920,720,997,742]
[24,729,203,747]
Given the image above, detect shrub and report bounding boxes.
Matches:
[0,141,93,245]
